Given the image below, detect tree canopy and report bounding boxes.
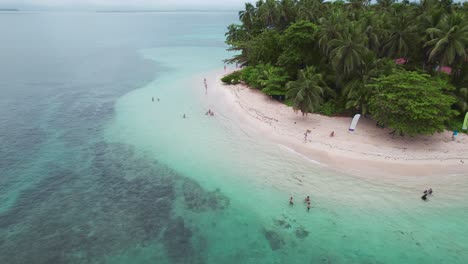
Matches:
[368,70,457,136]
[223,0,468,135]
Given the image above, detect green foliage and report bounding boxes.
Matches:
[368,70,458,136]
[225,0,468,135]
[317,101,343,116]
[245,30,282,65]
[257,64,289,96]
[286,66,332,115]
[221,71,242,85]
[278,21,320,73]
[241,66,263,88]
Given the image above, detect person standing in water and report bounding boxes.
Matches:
[421,193,428,201]
[152,97,154,102]
[183,114,186,119]
[289,196,294,206]
[307,202,311,211]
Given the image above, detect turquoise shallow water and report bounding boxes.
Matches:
[1,11,468,264]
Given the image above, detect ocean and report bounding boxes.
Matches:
[1,11,467,264]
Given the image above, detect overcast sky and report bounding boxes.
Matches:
[0,0,250,10]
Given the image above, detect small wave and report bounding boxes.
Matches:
[277,144,326,166]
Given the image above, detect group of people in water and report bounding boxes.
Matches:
[206,109,215,116]
[289,196,312,212]
[421,188,433,201]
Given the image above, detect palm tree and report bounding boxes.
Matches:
[297,0,326,23]
[239,3,256,31]
[342,58,394,114]
[286,67,331,116]
[317,11,346,56]
[278,0,297,30]
[376,0,395,11]
[258,0,280,28]
[424,13,468,66]
[381,15,417,58]
[328,25,369,80]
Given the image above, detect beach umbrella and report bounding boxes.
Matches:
[463,112,468,130]
[349,114,361,132]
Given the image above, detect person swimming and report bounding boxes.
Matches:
[421,193,427,201]
[289,196,294,206]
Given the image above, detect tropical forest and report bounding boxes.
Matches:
[222,0,468,136]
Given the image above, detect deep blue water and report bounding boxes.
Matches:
[0,12,236,263]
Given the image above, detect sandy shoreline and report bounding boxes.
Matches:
[207,71,468,177]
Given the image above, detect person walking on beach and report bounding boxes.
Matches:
[224,65,227,72]
[204,78,208,94]
[289,196,294,206]
[304,132,308,142]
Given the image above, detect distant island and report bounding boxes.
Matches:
[222,0,468,137]
[96,10,236,13]
[0,8,19,11]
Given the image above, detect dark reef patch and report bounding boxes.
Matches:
[263,229,285,251]
[182,179,230,212]
[274,219,292,229]
[295,226,310,239]
[0,141,223,263]
[163,217,202,264]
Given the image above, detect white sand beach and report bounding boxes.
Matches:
[206,72,468,178]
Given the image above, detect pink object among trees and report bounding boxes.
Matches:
[394,58,407,64]
[439,66,452,74]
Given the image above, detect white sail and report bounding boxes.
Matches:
[349,114,361,132]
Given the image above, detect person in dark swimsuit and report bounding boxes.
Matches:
[289,196,294,206]
[307,202,311,211]
[421,193,427,201]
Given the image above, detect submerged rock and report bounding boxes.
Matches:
[182,180,230,212]
[274,219,291,229]
[295,226,309,239]
[262,229,285,251]
[163,217,195,263]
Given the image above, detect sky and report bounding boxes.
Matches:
[0,0,249,10]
